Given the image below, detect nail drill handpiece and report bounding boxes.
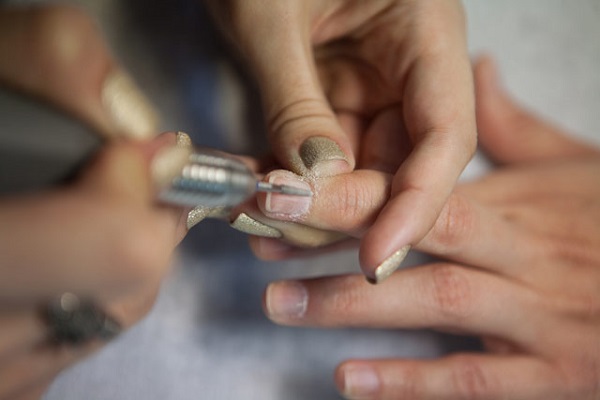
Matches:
[0,86,311,207]
[157,150,312,207]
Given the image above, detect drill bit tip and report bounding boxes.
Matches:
[256,181,312,197]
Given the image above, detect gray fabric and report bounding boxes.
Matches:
[38,1,600,399]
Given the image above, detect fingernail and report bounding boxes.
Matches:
[340,365,380,400]
[368,245,411,284]
[264,172,312,216]
[102,71,160,140]
[230,213,283,238]
[265,281,308,321]
[299,136,349,177]
[176,131,193,147]
[187,205,229,230]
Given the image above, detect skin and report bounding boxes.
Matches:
[261,58,600,399]
[207,0,477,280]
[0,6,186,399]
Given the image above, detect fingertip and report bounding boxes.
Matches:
[359,191,430,283]
[334,363,347,394]
[335,361,381,400]
[258,170,313,218]
[263,280,308,323]
[360,231,411,285]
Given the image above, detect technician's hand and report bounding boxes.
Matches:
[262,58,600,399]
[0,5,185,399]
[207,0,476,282]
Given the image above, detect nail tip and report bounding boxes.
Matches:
[176,131,193,147]
[230,213,283,238]
[372,245,411,284]
[102,71,160,139]
[186,205,229,229]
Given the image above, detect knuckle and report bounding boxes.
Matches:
[430,264,474,321]
[557,359,600,400]
[450,355,494,399]
[560,294,600,322]
[547,237,598,269]
[427,194,475,254]
[392,363,420,399]
[322,277,367,325]
[267,98,334,141]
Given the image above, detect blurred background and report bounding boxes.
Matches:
[2,0,594,399]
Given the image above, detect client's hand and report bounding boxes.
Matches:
[207,0,476,282]
[0,5,185,399]
[262,58,600,399]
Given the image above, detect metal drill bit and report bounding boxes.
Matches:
[256,181,312,197]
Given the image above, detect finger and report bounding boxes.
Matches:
[335,355,559,400]
[263,265,543,348]
[458,157,600,206]
[257,170,538,278]
[256,168,392,237]
[0,340,100,400]
[416,191,542,277]
[229,205,347,249]
[0,5,158,139]
[216,2,355,178]
[358,105,411,173]
[358,14,478,282]
[0,310,46,363]
[474,55,598,164]
[10,379,52,400]
[0,268,161,400]
[248,235,359,261]
[0,141,180,300]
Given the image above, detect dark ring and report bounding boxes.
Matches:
[43,293,121,345]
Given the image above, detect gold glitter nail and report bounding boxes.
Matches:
[230,213,283,238]
[102,71,159,140]
[176,131,193,147]
[187,206,229,230]
[296,136,348,177]
[371,245,411,284]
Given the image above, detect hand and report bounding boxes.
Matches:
[0,5,185,399]
[207,0,476,281]
[261,57,600,399]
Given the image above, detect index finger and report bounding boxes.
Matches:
[360,29,477,282]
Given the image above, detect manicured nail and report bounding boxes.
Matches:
[340,365,380,400]
[368,245,411,284]
[265,281,308,321]
[176,131,193,147]
[299,136,349,177]
[102,71,159,140]
[265,172,312,216]
[230,213,283,238]
[187,206,229,230]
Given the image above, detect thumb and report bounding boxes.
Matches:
[228,3,355,177]
[474,55,595,163]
